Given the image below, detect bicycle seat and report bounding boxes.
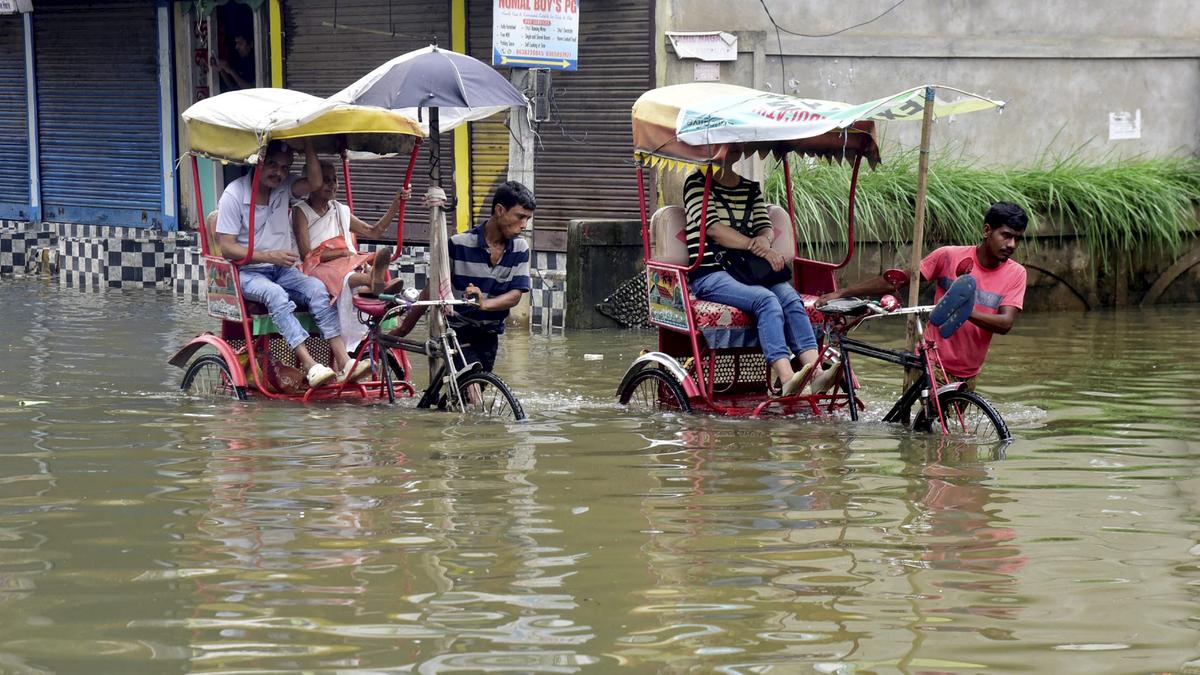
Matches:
[351,295,391,319]
[818,298,874,316]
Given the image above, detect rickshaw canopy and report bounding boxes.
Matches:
[182,88,426,164]
[632,83,1004,168]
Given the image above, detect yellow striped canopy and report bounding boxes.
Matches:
[182,88,425,164]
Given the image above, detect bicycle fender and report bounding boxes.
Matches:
[618,352,701,399]
[169,334,248,388]
[934,381,968,397]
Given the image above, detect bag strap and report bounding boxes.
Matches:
[711,182,756,235]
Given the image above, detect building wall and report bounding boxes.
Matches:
[658,0,1200,164]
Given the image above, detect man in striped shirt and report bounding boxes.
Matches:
[396,181,534,372]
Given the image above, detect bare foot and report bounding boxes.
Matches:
[370,247,393,294]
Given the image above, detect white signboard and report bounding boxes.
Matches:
[693,62,720,82]
[0,0,33,13]
[1108,109,1142,140]
[667,31,738,62]
[493,0,579,71]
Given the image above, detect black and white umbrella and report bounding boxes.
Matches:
[331,45,527,137]
[332,46,528,334]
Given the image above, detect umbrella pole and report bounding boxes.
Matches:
[904,86,936,390]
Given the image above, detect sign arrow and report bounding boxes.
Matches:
[500,55,571,68]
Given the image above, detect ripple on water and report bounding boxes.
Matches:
[2,284,1200,672]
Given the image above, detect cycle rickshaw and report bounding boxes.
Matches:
[615,83,1010,442]
[169,88,524,419]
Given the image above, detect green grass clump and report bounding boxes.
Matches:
[763,152,1200,267]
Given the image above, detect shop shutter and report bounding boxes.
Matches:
[34,0,164,228]
[465,0,509,229]
[0,15,29,220]
[528,0,653,249]
[283,0,455,242]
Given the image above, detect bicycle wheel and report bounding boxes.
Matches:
[617,368,693,414]
[915,389,1010,442]
[181,354,246,401]
[439,370,526,421]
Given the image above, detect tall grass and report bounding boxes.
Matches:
[763,151,1200,267]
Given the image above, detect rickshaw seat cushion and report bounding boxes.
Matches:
[691,294,824,351]
[351,295,390,319]
[242,299,318,336]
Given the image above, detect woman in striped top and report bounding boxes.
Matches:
[682,160,832,397]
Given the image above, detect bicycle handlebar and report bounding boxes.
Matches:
[377,293,479,308]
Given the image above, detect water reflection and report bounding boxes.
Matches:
[0,282,1199,672]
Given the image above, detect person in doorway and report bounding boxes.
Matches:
[214,139,369,388]
[212,33,255,91]
[394,181,534,372]
[818,201,1029,388]
[292,160,411,355]
[682,158,836,397]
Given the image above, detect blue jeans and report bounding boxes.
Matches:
[239,265,340,350]
[690,270,817,364]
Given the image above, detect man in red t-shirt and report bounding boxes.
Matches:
[818,202,1029,385]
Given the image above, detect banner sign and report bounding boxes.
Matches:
[493,0,579,71]
[676,86,1004,146]
[205,258,243,321]
[646,267,688,331]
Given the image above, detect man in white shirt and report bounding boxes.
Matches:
[215,139,367,388]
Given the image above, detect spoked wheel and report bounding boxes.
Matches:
[915,390,1010,443]
[181,354,246,401]
[438,371,526,421]
[617,368,693,414]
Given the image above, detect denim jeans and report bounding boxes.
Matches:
[239,265,340,350]
[690,270,817,364]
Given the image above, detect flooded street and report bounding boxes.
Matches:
[1,279,1199,673]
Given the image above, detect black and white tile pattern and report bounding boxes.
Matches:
[530,250,567,333]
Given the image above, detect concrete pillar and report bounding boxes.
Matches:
[507,70,535,323]
[565,219,644,329]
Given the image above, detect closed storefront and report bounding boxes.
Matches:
[0,14,30,220]
[466,0,509,228]
[283,0,455,241]
[525,0,653,248]
[34,0,170,228]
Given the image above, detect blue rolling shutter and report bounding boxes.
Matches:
[0,15,30,220]
[35,0,163,228]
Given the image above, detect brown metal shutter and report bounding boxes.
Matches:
[282,0,455,241]
[466,0,510,230]
[530,0,653,250]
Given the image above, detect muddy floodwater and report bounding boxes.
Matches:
[0,279,1198,674]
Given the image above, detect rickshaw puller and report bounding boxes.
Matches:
[818,201,1029,388]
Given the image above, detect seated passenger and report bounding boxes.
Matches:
[214,139,368,388]
[291,160,409,355]
[682,156,838,396]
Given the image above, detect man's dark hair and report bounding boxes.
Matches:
[491,180,536,213]
[984,201,1028,231]
[264,139,293,158]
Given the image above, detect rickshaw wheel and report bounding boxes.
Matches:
[438,371,526,421]
[181,354,247,401]
[618,368,693,414]
[914,390,1009,443]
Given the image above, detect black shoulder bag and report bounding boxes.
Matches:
[711,185,792,287]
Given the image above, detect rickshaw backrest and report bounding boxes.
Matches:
[649,204,798,267]
[203,210,222,257]
[650,206,688,265]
